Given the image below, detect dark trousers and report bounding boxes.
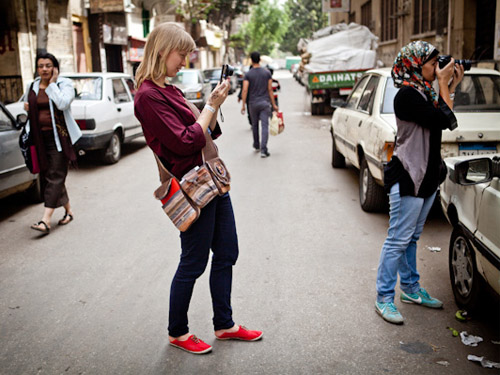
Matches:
[168,193,239,337]
[249,101,271,153]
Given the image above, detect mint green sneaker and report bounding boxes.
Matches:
[375,302,404,324]
[400,288,443,309]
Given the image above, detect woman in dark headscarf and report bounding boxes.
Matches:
[26,53,82,234]
[375,41,464,324]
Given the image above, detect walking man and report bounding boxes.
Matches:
[241,51,279,158]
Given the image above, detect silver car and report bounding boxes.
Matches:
[0,102,41,201]
[170,69,212,110]
[440,154,500,310]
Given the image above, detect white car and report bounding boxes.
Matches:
[331,67,500,212]
[7,72,142,164]
[440,154,500,310]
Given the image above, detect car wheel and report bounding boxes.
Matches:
[331,132,345,168]
[449,226,483,311]
[25,176,43,203]
[359,157,386,212]
[101,132,122,164]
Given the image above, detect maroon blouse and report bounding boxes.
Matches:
[134,80,220,179]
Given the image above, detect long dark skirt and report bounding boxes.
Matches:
[40,130,69,209]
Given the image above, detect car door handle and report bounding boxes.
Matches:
[358,120,362,127]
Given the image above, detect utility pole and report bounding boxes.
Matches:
[36,0,48,55]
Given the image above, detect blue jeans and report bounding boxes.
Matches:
[376,183,436,303]
[168,193,239,337]
[249,100,271,153]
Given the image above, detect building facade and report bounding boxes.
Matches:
[328,0,500,69]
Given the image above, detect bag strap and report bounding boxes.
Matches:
[153,153,176,183]
[183,98,219,161]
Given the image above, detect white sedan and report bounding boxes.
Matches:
[7,72,143,164]
[331,67,500,212]
[440,154,500,310]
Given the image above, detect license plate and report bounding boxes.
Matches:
[459,143,497,156]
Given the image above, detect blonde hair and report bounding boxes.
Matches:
[135,23,196,88]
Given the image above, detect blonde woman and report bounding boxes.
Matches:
[134,23,262,355]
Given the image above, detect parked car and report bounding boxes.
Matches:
[170,69,212,109]
[0,101,41,201]
[330,67,500,212]
[440,154,500,311]
[234,67,244,88]
[7,72,143,164]
[202,68,237,94]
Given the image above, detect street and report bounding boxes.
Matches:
[1,71,499,374]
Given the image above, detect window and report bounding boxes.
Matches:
[0,108,13,131]
[454,75,500,112]
[361,1,372,29]
[381,78,398,114]
[345,76,369,109]
[413,0,448,35]
[357,76,380,113]
[381,0,397,41]
[71,77,102,100]
[112,79,130,104]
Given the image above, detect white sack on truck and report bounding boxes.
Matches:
[305,23,378,72]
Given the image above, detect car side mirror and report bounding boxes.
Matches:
[452,158,493,185]
[15,113,28,129]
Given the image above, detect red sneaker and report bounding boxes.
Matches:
[216,325,263,341]
[169,335,212,354]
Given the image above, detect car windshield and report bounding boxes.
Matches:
[171,71,199,85]
[381,74,500,114]
[204,69,222,80]
[69,77,103,100]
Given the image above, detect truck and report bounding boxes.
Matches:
[299,23,379,115]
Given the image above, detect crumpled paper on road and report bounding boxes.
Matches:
[460,331,483,346]
[467,355,500,369]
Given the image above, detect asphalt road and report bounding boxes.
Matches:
[1,71,498,375]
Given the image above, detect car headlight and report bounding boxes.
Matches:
[185,91,201,100]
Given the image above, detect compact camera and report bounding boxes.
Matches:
[220,64,235,83]
[438,55,472,71]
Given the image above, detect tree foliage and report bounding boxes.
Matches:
[279,0,328,54]
[236,0,288,56]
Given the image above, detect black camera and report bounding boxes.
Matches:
[220,64,234,83]
[438,55,472,71]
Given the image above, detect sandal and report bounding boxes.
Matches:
[58,212,73,226]
[30,221,50,234]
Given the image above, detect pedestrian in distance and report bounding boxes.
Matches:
[267,66,281,107]
[134,22,263,355]
[375,41,464,324]
[241,51,279,158]
[237,65,252,127]
[26,53,82,235]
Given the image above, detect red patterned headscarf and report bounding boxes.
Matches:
[391,41,439,107]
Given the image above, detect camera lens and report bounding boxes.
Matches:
[456,59,472,71]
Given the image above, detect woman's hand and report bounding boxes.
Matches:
[24,102,29,111]
[449,64,465,93]
[49,67,59,84]
[207,79,230,108]
[436,59,455,87]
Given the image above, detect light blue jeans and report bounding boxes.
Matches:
[376,183,436,303]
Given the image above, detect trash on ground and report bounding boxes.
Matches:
[436,361,450,367]
[492,340,500,345]
[455,310,471,322]
[447,326,459,337]
[467,355,500,369]
[426,246,441,252]
[460,331,483,346]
